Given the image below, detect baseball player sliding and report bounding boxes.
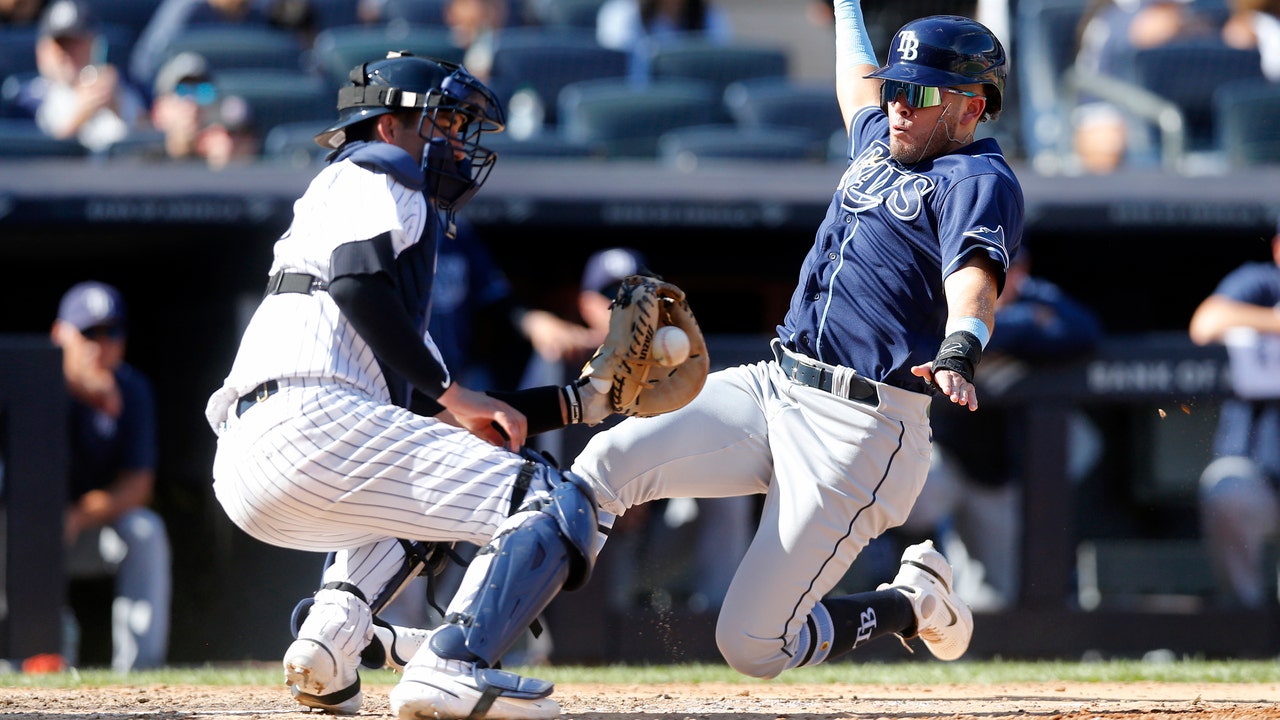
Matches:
[570,5,1024,678]
[204,53,705,719]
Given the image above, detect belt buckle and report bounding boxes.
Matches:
[255,383,271,402]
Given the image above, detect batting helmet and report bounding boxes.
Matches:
[314,52,505,209]
[866,15,1006,120]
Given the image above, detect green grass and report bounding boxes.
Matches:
[3,658,1279,688]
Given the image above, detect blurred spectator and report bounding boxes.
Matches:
[148,50,218,161]
[0,0,44,25]
[52,281,171,672]
[1223,0,1280,80]
[1188,221,1280,609]
[595,0,732,82]
[1070,0,1220,173]
[443,0,511,82]
[195,91,259,168]
[30,0,149,153]
[889,247,1104,611]
[129,0,314,94]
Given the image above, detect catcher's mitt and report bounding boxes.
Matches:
[579,274,709,418]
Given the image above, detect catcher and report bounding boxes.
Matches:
[204,52,706,720]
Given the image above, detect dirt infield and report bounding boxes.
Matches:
[3,681,1278,719]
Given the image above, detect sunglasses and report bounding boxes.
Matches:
[880,80,980,109]
[82,324,125,341]
[174,81,218,106]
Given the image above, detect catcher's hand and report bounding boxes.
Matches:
[578,274,709,422]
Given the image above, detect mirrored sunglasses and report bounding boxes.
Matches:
[880,79,979,109]
[174,81,218,106]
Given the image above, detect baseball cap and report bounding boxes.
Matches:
[38,0,94,40]
[581,247,649,296]
[57,281,127,333]
[154,51,213,100]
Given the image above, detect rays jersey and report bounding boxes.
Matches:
[206,148,444,430]
[777,106,1024,395]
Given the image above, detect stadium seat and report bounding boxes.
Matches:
[0,117,87,157]
[1015,0,1090,170]
[0,26,39,80]
[640,36,788,101]
[1214,77,1280,168]
[722,76,842,158]
[308,23,464,86]
[535,0,606,31]
[380,0,449,26]
[306,0,363,31]
[157,25,306,77]
[558,77,720,159]
[656,124,826,170]
[262,119,332,167]
[486,28,627,127]
[212,68,334,139]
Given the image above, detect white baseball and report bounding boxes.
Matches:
[651,326,690,366]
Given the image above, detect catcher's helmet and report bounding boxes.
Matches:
[314,52,505,209]
[866,15,1006,120]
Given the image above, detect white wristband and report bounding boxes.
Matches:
[948,316,991,349]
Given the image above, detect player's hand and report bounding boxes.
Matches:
[911,362,980,411]
[438,384,527,451]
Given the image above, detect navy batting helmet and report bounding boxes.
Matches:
[866,15,1006,120]
[314,52,505,209]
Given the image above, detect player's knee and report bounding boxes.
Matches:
[714,621,784,679]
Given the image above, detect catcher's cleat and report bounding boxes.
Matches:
[362,618,431,672]
[390,656,560,720]
[284,637,363,715]
[877,540,974,661]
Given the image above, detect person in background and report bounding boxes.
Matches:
[888,246,1104,611]
[1188,221,1280,609]
[31,0,149,153]
[1222,0,1280,80]
[148,50,218,161]
[1070,0,1219,173]
[195,91,259,168]
[595,0,732,82]
[0,0,44,25]
[443,0,510,82]
[52,281,171,672]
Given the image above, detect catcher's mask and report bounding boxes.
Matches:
[865,15,1006,121]
[314,51,506,210]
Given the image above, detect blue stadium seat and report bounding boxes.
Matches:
[1214,77,1280,168]
[639,36,788,101]
[657,124,826,170]
[158,25,306,77]
[0,26,39,80]
[558,77,720,159]
[262,119,332,167]
[308,23,463,86]
[306,0,363,30]
[380,0,449,26]
[535,0,605,31]
[487,28,627,127]
[212,68,334,138]
[0,117,87,157]
[722,76,842,158]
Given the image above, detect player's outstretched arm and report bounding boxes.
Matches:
[833,0,883,126]
[912,261,998,410]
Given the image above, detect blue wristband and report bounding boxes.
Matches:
[949,316,991,349]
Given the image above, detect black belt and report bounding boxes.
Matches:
[236,381,279,417]
[774,343,878,405]
[265,272,327,296]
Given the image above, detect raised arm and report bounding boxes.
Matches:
[833,0,884,129]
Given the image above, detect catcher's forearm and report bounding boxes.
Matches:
[485,385,571,435]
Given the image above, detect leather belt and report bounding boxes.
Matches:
[773,342,878,406]
[236,381,279,417]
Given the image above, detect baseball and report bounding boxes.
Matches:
[651,326,690,366]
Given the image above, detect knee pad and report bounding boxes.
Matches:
[430,468,599,667]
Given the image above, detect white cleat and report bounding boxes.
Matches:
[283,637,363,715]
[365,620,432,672]
[390,659,561,720]
[877,539,974,661]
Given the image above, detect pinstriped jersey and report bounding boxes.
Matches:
[205,157,446,429]
[777,105,1024,395]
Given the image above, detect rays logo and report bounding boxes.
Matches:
[896,31,920,61]
[838,141,935,219]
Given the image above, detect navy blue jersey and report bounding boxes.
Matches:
[1210,260,1280,481]
[777,105,1023,394]
[68,362,157,500]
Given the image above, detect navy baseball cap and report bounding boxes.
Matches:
[581,247,648,296]
[57,281,127,332]
[39,0,95,39]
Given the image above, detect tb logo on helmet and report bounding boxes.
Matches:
[895,31,920,61]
